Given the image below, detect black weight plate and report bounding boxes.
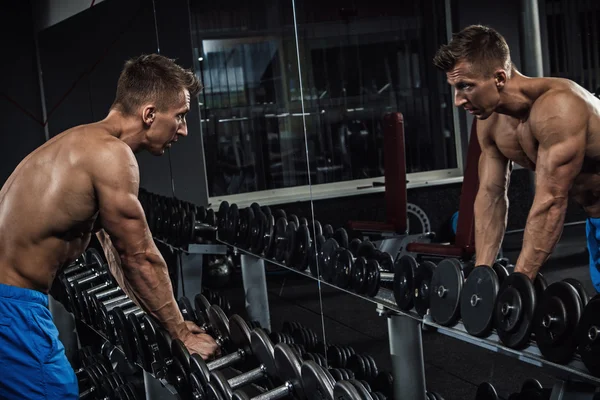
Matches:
[349,238,362,256]
[260,205,272,217]
[229,314,252,349]
[262,214,276,259]
[274,217,289,263]
[111,307,137,364]
[351,257,368,295]
[520,378,543,393]
[178,296,199,323]
[309,234,326,278]
[292,224,311,271]
[414,261,436,317]
[274,344,304,399]
[365,259,381,297]
[333,228,349,249]
[250,202,261,216]
[308,220,323,240]
[284,221,298,266]
[334,380,362,400]
[430,258,463,326]
[372,371,393,398]
[494,272,536,349]
[333,248,354,289]
[348,380,373,400]
[492,262,509,284]
[378,252,394,273]
[475,382,499,400]
[320,238,340,283]
[250,329,276,375]
[205,209,217,227]
[301,360,335,400]
[190,353,211,389]
[356,240,377,261]
[197,205,207,224]
[534,281,582,363]
[225,204,239,245]
[194,294,212,322]
[393,255,418,311]
[563,278,590,307]
[127,313,152,372]
[249,210,266,255]
[218,201,230,233]
[288,214,300,227]
[579,309,600,365]
[190,373,206,400]
[461,266,499,337]
[322,224,334,239]
[236,207,254,249]
[299,217,308,226]
[534,273,548,299]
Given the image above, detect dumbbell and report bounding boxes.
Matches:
[272,217,312,271]
[393,254,437,316]
[459,261,510,337]
[575,293,600,376]
[78,278,117,325]
[205,328,278,399]
[493,271,548,349]
[230,343,327,400]
[333,379,392,400]
[326,345,356,369]
[109,306,146,363]
[532,278,589,364]
[345,353,379,384]
[86,286,124,329]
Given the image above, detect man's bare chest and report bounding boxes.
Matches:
[493,119,538,170]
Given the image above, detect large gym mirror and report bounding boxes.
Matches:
[295,0,461,388]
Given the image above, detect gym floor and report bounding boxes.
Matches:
[219,222,592,400]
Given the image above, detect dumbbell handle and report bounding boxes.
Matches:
[380,272,394,282]
[228,364,267,390]
[248,381,293,400]
[208,348,246,371]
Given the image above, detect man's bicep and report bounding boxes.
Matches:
[93,149,151,257]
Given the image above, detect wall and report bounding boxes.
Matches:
[36,0,210,206]
[0,2,46,185]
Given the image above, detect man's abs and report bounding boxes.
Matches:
[0,126,101,293]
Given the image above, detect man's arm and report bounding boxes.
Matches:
[474,121,512,267]
[514,92,587,279]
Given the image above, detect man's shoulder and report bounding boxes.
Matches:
[530,82,589,129]
[74,125,137,174]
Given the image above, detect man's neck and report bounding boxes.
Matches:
[100,110,146,152]
[494,72,537,121]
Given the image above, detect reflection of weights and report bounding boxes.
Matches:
[203,254,234,289]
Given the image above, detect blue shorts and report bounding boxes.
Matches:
[586,218,600,293]
[0,283,78,399]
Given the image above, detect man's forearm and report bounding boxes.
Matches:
[96,231,187,341]
[515,199,567,280]
[474,190,508,266]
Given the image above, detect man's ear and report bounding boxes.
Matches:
[494,69,508,90]
[142,105,156,126]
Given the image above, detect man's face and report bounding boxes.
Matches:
[446,60,499,120]
[147,89,190,155]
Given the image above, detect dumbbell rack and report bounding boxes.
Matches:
[213,233,600,400]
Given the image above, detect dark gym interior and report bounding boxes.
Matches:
[2,0,600,399]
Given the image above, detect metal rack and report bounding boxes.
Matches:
[216,235,600,400]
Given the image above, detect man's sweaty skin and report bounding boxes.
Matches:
[0,89,219,360]
[447,60,600,280]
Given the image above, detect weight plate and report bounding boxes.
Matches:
[578,298,600,376]
[461,266,499,337]
[274,344,305,399]
[351,257,368,295]
[494,272,536,349]
[178,296,198,323]
[112,307,137,364]
[393,255,418,311]
[492,262,509,284]
[563,278,589,308]
[365,259,381,297]
[534,272,548,299]
[284,221,298,267]
[236,207,254,249]
[534,281,582,363]
[229,314,252,349]
[378,252,394,273]
[262,214,276,259]
[205,208,217,227]
[217,202,229,233]
[249,209,266,255]
[194,293,212,323]
[414,261,436,317]
[430,258,463,326]
[274,217,289,263]
[308,234,326,278]
[333,228,349,249]
[349,238,362,256]
[333,380,362,400]
[334,248,354,289]
[127,313,152,372]
[301,361,335,400]
[225,204,239,245]
[356,240,377,260]
[308,220,323,239]
[521,378,543,393]
[320,238,340,283]
[260,205,272,217]
[190,373,206,400]
[288,214,300,227]
[292,224,311,271]
[250,329,276,375]
[322,224,334,239]
[190,353,211,389]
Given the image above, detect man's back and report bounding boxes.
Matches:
[0,124,115,292]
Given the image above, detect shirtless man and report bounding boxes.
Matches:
[433,25,600,291]
[0,54,219,399]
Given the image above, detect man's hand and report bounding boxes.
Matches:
[180,323,220,360]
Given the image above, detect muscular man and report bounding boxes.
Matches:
[0,54,219,399]
[433,25,600,290]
